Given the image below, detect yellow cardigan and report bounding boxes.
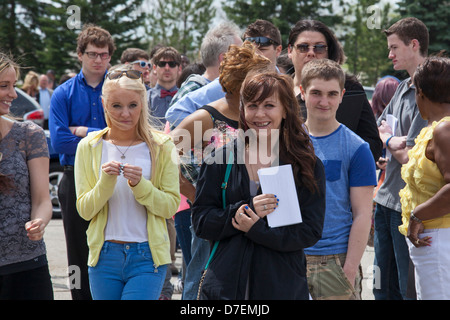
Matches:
[74,127,180,267]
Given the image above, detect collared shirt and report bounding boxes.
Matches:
[374,78,427,212]
[49,69,107,166]
[165,78,225,129]
[169,74,211,107]
[148,83,178,129]
[39,88,52,119]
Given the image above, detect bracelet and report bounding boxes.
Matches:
[73,127,78,136]
[386,135,394,148]
[410,210,422,223]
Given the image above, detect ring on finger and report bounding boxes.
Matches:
[263,204,267,210]
[416,239,420,245]
[239,212,243,217]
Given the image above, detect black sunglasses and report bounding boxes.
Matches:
[106,69,143,83]
[293,44,328,54]
[244,36,279,47]
[156,61,179,68]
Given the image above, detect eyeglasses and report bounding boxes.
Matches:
[106,70,143,83]
[131,60,150,69]
[85,51,110,60]
[156,61,179,68]
[244,36,279,47]
[292,44,328,54]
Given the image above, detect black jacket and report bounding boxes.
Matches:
[192,140,326,300]
[297,75,383,162]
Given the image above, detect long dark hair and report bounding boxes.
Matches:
[239,72,318,193]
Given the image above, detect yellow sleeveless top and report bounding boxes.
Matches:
[399,116,450,236]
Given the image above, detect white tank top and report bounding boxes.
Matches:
[101,140,151,242]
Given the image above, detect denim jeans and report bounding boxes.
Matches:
[182,219,211,300]
[88,241,167,300]
[373,204,411,300]
[174,209,192,265]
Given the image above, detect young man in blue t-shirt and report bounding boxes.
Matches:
[300,59,377,300]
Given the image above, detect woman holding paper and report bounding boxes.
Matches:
[192,72,326,300]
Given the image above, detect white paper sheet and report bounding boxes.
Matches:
[386,114,398,159]
[257,165,302,228]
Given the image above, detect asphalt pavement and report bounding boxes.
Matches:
[45,218,374,300]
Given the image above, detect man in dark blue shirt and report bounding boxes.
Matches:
[49,24,115,300]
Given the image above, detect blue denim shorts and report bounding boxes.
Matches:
[88,241,168,300]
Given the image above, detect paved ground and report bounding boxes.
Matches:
[46,218,374,300]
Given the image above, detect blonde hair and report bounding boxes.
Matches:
[21,71,39,92]
[102,66,161,156]
[0,52,20,78]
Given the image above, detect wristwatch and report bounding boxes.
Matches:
[410,210,422,223]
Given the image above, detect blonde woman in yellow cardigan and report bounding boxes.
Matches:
[74,67,180,300]
[399,56,450,299]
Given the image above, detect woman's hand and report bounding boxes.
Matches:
[122,164,142,187]
[232,205,260,233]
[101,161,142,186]
[101,160,122,176]
[252,194,279,218]
[25,218,47,241]
[407,219,432,247]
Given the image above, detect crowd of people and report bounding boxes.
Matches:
[1,15,449,301]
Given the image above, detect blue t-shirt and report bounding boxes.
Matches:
[305,124,377,255]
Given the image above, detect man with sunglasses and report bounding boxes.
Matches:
[49,24,115,300]
[120,47,151,88]
[243,19,282,66]
[148,46,182,129]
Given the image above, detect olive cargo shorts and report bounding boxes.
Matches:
[306,253,363,300]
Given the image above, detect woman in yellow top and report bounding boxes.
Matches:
[399,56,450,300]
[74,66,180,300]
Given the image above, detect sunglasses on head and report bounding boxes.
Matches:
[131,60,150,69]
[156,61,179,68]
[106,69,143,83]
[245,36,279,47]
[293,44,328,54]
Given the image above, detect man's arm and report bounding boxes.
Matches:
[344,185,374,287]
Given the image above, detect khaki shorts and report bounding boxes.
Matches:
[306,253,362,300]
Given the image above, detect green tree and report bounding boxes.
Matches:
[341,1,397,86]
[145,0,216,59]
[1,0,148,80]
[222,0,344,47]
[0,0,46,71]
[396,0,450,55]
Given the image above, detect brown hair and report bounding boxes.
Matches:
[76,24,116,55]
[288,20,346,65]
[413,56,450,104]
[120,48,150,64]
[384,17,429,57]
[152,46,182,65]
[219,41,273,95]
[300,59,345,91]
[243,19,282,46]
[240,72,318,193]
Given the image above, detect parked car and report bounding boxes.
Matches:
[10,87,63,218]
